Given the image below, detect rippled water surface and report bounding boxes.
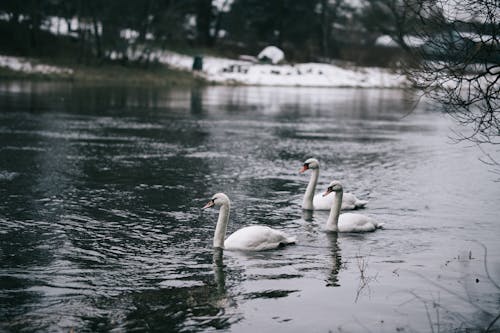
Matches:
[0,82,499,332]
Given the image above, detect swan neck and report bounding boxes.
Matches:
[302,168,319,210]
[213,202,230,248]
[326,190,343,231]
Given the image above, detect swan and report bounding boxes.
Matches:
[300,158,367,210]
[202,193,296,251]
[322,181,383,232]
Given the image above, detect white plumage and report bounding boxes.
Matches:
[312,191,368,210]
[224,225,296,251]
[328,212,381,232]
[323,181,383,233]
[300,158,367,210]
[203,193,296,251]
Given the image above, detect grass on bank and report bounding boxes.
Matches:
[0,21,205,86]
[0,59,206,86]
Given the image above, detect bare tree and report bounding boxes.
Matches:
[361,0,423,51]
[404,0,499,146]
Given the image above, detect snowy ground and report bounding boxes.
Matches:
[0,55,73,76]
[154,50,408,88]
[0,51,408,88]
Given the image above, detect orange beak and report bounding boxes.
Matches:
[299,165,309,173]
[322,189,333,197]
[202,200,215,209]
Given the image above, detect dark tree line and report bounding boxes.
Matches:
[0,0,368,63]
[1,0,497,66]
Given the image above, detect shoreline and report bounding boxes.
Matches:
[0,53,409,89]
[0,55,205,87]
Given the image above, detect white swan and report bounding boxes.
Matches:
[300,158,367,210]
[202,193,296,251]
[323,181,383,232]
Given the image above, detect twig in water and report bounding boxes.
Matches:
[486,312,500,332]
[469,240,500,290]
[409,290,436,333]
[354,250,378,303]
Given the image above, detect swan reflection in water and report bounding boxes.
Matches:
[212,248,238,310]
[301,210,343,288]
[302,209,314,222]
[213,248,225,293]
[121,250,240,331]
[326,233,342,287]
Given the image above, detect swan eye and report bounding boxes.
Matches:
[328,185,339,191]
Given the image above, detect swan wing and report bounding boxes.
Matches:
[338,213,380,232]
[341,192,368,210]
[224,225,296,251]
[313,192,334,210]
[314,192,367,210]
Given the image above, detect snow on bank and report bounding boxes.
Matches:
[0,51,407,88]
[0,55,73,75]
[207,62,407,88]
[155,50,408,88]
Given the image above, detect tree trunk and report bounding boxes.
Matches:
[89,2,102,60]
[196,0,213,47]
[29,0,41,52]
[91,15,102,59]
[320,0,330,58]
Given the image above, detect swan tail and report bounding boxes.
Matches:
[355,199,368,208]
[375,222,385,229]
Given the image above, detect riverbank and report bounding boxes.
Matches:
[0,53,408,88]
[0,55,204,86]
[155,50,408,88]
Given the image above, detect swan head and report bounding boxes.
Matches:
[322,180,343,197]
[202,193,230,209]
[299,158,320,173]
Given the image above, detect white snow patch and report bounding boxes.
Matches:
[0,12,10,21]
[459,32,496,45]
[257,46,285,64]
[0,48,407,88]
[375,35,427,48]
[0,55,73,75]
[120,29,140,41]
[40,16,89,37]
[0,171,19,181]
[152,50,407,88]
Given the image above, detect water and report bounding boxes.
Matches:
[0,82,499,332]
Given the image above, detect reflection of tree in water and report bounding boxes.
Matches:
[400,241,500,332]
[325,233,343,287]
[190,88,203,116]
[354,250,378,303]
[323,233,378,302]
[123,249,240,331]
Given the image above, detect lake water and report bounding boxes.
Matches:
[0,82,499,332]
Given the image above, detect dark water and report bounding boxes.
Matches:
[0,81,499,332]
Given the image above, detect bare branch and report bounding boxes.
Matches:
[398,0,499,145]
